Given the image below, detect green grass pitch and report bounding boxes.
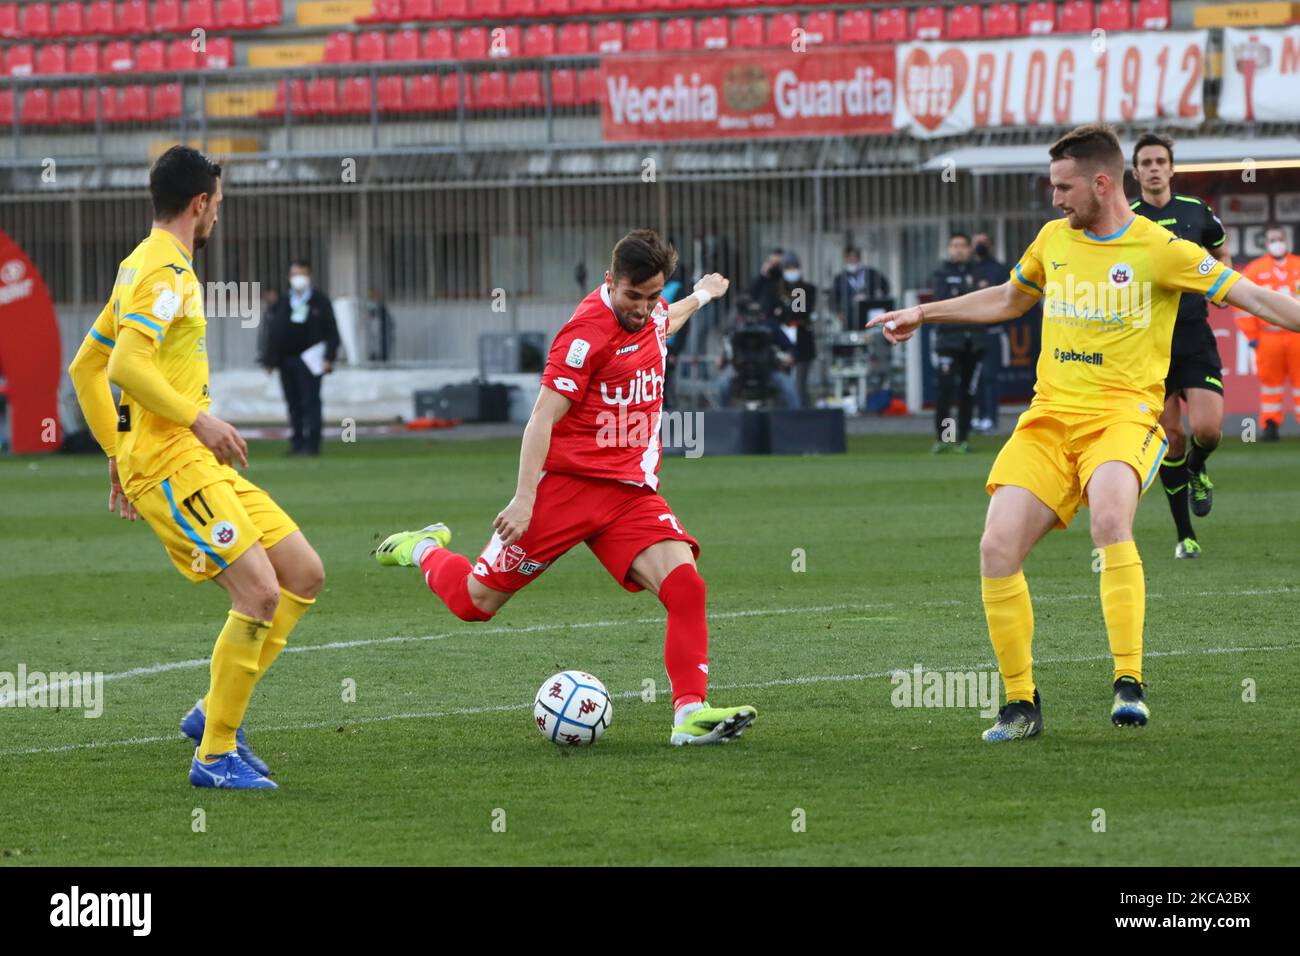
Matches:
[1,434,1297,866]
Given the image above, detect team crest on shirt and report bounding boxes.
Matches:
[210,521,237,549]
[493,544,527,574]
[1108,263,1133,288]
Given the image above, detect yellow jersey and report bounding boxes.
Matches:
[1009,215,1241,416]
[81,227,213,498]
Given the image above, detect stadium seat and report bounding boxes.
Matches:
[804,11,835,44]
[488,24,521,57]
[182,0,213,30]
[556,23,589,55]
[1057,0,1093,34]
[36,44,67,74]
[983,2,1019,38]
[422,27,453,59]
[913,6,943,40]
[151,0,180,33]
[267,78,307,116]
[457,26,488,59]
[323,32,353,63]
[1137,0,1170,29]
[306,77,339,115]
[103,40,133,71]
[389,28,420,60]
[626,19,659,51]
[594,21,623,53]
[536,0,568,15]
[523,24,555,57]
[70,41,99,73]
[89,85,118,121]
[203,36,232,68]
[732,14,763,48]
[248,0,280,26]
[439,72,460,110]
[53,85,84,122]
[21,3,52,38]
[153,81,182,118]
[661,18,692,51]
[1023,1,1055,34]
[438,0,468,17]
[948,4,981,39]
[118,84,148,120]
[0,4,16,39]
[405,74,440,111]
[550,67,576,106]
[873,8,909,43]
[508,69,543,108]
[470,71,508,110]
[21,88,52,124]
[136,39,165,71]
[838,10,871,44]
[1097,0,1132,31]
[577,67,599,105]
[0,90,13,124]
[356,31,386,62]
[697,17,726,50]
[403,0,433,18]
[502,0,535,15]
[216,0,246,29]
[367,0,400,20]
[463,0,502,16]
[5,44,34,75]
[165,37,197,70]
[85,0,114,34]
[765,13,797,47]
[117,0,147,33]
[376,74,404,112]
[53,2,84,37]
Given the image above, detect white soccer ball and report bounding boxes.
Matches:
[533,670,613,746]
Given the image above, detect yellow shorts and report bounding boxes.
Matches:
[134,460,299,583]
[986,405,1168,529]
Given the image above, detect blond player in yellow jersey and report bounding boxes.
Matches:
[869,125,1300,741]
[68,146,325,787]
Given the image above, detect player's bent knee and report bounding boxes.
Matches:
[657,563,705,609]
[979,532,1021,578]
[237,584,280,622]
[289,549,325,599]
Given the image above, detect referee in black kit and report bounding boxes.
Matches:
[1129,133,1235,559]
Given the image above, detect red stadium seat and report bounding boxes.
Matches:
[389,28,420,60]
[838,10,871,44]
[118,84,147,120]
[85,0,114,33]
[153,81,182,118]
[1097,0,1132,31]
[53,2,84,36]
[873,8,910,43]
[765,13,797,47]
[1137,0,1169,29]
[136,39,165,71]
[355,31,386,62]
[70,41,99,73]
[306,77,339,114]
[403,0,433,18]
[594,21,623,53]
[36,44,68,74]
[102,40,133,71]
[577,67,599,105]
[367,0,400,20]
[556,23,589,55]
[626,19,658,51]
[508,69,543,108]
[536,0,568,15]
[1023,1,1054,34]
[267,78,307,116]
[439,72,460,109]
[661,18,692,50]
[470,71,508,109]
[0,4,17,38]
[117,0,147,32]
[0,90,13,124]
[53,85,84,122]
[733,14,763,48]
[523,24,555,57]
[422,27,453,59]
[151,0,180,33]
[913,6,943,40]
[203,36,232,68]
[804,11,835,44]
[1057,0,1093,33]
[550,67,576,105]
[376,74,404,111]
[165,37,197,70]
[182,0,213,30]
[502,0,535,15]
[457,26,488,59]
[5,44,34,75]
[468,0,503,15]
[438,0,468,17]
[948,4,981,39]
[216,0,246,29]
[323,32,353,63]
[697,17,726,50]
[21,88,53,124]
[21,3,53,37]
[405,74,440,111]
[488,24,521,57]
[983,2,1019,38]
[248,0,280,26]
[88,85,117,121]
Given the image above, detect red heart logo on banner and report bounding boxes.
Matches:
[901,47,969,132]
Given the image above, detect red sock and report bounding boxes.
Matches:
[419,548,494,622]
[658,564,709,708]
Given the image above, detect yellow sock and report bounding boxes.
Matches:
[982,571,1035,703]
[199,611,270,762]
[257,588,315,676]
[1099,541,1144,683]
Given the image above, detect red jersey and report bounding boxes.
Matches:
[541,284,670,490]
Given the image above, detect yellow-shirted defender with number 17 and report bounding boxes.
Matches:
[68,146,325,788]
[869,124,1300,742]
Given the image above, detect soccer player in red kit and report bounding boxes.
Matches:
[373,230,757,746]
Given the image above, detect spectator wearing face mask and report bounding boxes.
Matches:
[970,232,1008,434]
[773,252,817,407]
[832,246,890,329]
[260,259,339,457]
[1235,225,1300,441]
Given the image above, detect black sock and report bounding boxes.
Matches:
[1159,454,1196,541]
[1186,434,1218,476]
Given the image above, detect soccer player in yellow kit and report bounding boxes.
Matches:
[869,125,1300,741]
[68,146,325,787]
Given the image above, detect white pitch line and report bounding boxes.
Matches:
[2,642,1294,758]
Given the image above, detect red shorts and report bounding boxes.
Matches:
[472,472,700,594]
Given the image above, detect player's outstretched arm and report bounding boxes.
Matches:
[1224,277,1300,334]
[667,273,729,337]
[867,282,1038,345]
[495,386,572,547]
